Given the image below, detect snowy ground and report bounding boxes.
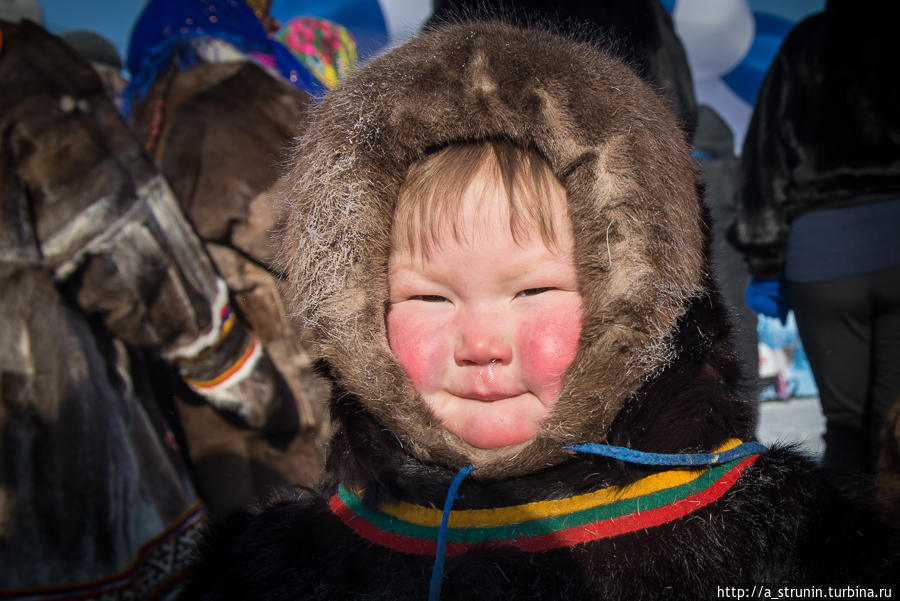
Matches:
[756,396,825,458]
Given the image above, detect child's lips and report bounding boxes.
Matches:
[451,389,525,402]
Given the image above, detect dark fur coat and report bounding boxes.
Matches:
[728,0,900,279]
[179,22,900,599]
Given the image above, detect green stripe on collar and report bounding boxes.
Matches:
[329,452,761,555]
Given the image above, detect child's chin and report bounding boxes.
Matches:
[433,394,548,450]
[454,424,538,451]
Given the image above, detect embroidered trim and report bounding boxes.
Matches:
[0,502,206,601]
[330,451,760,556]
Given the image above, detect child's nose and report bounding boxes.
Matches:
[453,310,513,366]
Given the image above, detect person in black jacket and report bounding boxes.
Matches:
[730,0,900,476]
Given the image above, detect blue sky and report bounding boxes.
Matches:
[41,0,143,59]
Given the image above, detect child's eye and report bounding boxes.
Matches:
[411,295,449,302]
[516,287,554,298]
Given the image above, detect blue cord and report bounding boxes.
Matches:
[565,441,768,466]
[428,464,475,601]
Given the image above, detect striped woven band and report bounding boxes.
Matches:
[179,302,262,391]
[329,441,761,556]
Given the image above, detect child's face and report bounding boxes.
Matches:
[387,170,583,450]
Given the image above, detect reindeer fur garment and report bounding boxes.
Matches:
[276,20,705,478]
[179,22,899,599]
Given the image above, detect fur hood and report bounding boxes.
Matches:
[276,21,713,479]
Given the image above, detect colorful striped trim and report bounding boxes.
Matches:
[182,332,261,389]
[329,453,760,556]
[381,439,744,529]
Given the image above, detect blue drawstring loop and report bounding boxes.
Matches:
[565,441,768,466]
[429,464,475,601]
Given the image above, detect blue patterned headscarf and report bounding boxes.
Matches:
[122,0,324,115]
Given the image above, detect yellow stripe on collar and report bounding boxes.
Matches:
[378,438,743,529]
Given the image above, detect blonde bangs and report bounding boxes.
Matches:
[393,140,567,258]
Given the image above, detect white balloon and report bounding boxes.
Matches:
[673,0,754,81]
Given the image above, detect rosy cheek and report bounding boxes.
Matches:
[518,302,583,405]
[386,306,445,392]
